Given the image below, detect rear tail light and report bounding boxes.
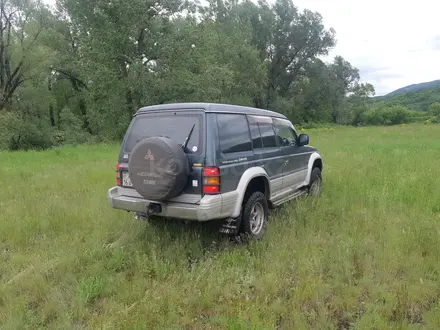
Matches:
[116,163,121,186]
[203,167,220,194]
[203,168,219,176]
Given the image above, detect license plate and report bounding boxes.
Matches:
[122,172,133,187]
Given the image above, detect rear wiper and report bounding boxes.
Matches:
[182,124,196,151]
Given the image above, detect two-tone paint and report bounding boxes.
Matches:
[108,103,323,222]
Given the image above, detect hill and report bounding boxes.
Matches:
[387,79,440,96]
[375,84,440,112]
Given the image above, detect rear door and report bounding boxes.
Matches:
[215,113,286,201]
[215,113,254,194]
[273,118,310,190]
[247,115,285,196]
[118,110,206,199]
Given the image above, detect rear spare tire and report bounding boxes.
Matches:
[128,137,189,201]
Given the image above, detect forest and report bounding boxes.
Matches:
[0,0,436,151]
[375,85,440,112]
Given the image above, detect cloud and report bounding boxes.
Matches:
[359,67,402,81]
[294,0,440,95]
[430,35,440,50]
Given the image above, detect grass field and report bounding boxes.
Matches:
[1,124,440,329]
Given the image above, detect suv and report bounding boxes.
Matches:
[108,103,323,238]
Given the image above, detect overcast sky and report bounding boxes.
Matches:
[44,0,440,95]
[295,0,440,95]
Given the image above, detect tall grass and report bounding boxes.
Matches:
[1,124,440,329]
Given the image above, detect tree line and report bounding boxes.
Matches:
[0,0,382,150]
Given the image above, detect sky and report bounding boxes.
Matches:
[294,0,440,95]
[44,0,440,96]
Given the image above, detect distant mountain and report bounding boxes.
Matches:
[374,81,440,112]
[387,79,440,96]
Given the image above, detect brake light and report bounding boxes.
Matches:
[203,185,219,194]
[203,168,219,176]
[116,163,121,186]
[203,167,220,194]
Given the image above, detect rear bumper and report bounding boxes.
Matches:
[108,186,237,221]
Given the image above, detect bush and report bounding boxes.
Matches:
[51,107,90,146]
[428,103,440,116]
[361,106,412,126]
[0,112,53,151]
[426,116,440,124]
[0,108,92,151]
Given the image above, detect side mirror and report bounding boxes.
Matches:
[298,134,309,146]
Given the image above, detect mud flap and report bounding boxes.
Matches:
[219,217,242,235]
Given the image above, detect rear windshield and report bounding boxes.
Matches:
[123,111,204,154]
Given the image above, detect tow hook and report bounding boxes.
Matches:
[148,203,162,214]
[135,203,162,221]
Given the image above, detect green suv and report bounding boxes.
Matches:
[108,103,323,238]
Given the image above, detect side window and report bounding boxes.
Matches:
[248,115,277,149]
[275,124,297,147]
[248,121,263,149]
[259,123,277,148]
[273,118,297,147]
[217,114,252,154]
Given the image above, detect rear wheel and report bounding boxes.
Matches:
[241,191,268,239]
[308,167,322,197]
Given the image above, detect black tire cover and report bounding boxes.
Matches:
[128,137,189,201]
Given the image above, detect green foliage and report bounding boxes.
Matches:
[0,0,382,150]
[51,107,91,145]
[428,102,440,116]
[422,103,440,124]
[347,83,376,125]
[76,276,107,304]
[425,116,440,124]
[388,79,440,95]
[362,106,411,126]
[0,112,53,151]
[375,86,440,112]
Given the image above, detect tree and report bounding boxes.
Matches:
[348,83,376,125]
[0,0,376,150]
[265,1,335,108]
[428,102,440,116]
[213,0,336,109]
[329,56,360,123]
[0,0,48,109]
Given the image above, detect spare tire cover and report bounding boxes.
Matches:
[128,137,189,201]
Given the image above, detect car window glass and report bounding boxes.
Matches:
[275,125,297,147]
[124,112,203,154]
[217,114,252,153]
[258,123,277,148]
[248,122,263,149]
[248,115,278,149]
